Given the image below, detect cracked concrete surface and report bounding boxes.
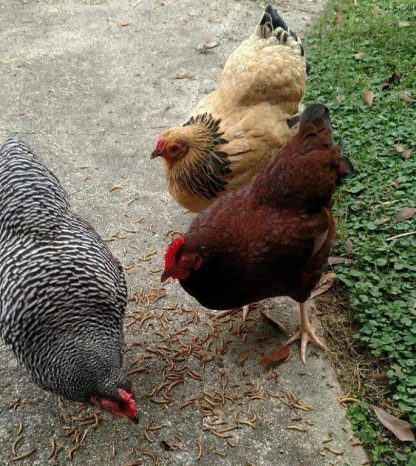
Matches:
[0,0,367,464]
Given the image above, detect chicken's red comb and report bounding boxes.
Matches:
[164,236,185,270]
[156,138,165,151]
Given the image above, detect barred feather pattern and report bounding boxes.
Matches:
[0,138,128,401]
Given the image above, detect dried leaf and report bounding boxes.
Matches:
[258,345,290,366]
[345,239,353,258]
[335,13,343,23]
[372,406,415,442]
[208,16,219,24]
[310,273,336,299]
[394,145,412,160]
[362,90,374,107]
[398,21,410,28]
[172,71,193,80]
[353,52,364,61]
[372,6,382,15]
[110,185,123,192]
[392,207,416,223]
[328,256,350,265]
[399,90,413,103]
[336,94,345,103]
[155,0,165,5]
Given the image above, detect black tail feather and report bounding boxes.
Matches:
[258,5,307,69]
[300,103,330,127]
[265,5,289,31]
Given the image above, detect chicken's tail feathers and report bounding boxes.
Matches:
[300,103,331,128]
[263,5,290,33]
[254,104,353,209]
[257,5,307,64]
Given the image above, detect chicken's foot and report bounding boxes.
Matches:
[283,302,328,364]
[215,302,259,321]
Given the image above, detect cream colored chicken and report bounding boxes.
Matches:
[151,5,308,212]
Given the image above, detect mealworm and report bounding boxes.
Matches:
[196,440,203,461]
[16,422,23,437]
[47,437,58,460]
[12,435,23,456]
[12,448,37,462]
[286,425,308,432]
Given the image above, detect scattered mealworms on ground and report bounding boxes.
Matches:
[47,437,58,460]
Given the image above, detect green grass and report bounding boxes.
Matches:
[304,0,416,464]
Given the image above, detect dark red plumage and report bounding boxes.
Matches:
[162,103,352,312]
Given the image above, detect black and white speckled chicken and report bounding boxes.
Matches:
[0,138,137,421]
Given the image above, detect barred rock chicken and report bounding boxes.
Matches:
[151,5,308,212]
[0,139,137,421]
[161,104,353,363]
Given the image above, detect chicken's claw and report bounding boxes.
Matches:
[283,302,328,364]
[283,327,327,364]
[215,302,259,321]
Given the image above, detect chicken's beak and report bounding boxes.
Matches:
[161,269,171,283]
[151,149,162,159]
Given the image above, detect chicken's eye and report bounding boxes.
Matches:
[168,144,180,154]
[181,256,191,266]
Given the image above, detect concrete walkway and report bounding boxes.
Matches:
[0,0,367,464]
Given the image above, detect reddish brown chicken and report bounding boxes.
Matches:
[161,104,353,363]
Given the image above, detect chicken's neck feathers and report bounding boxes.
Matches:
[168,115,231,200]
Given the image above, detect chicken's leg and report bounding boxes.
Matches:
[215,302,259,321]
[283,302,327,364]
